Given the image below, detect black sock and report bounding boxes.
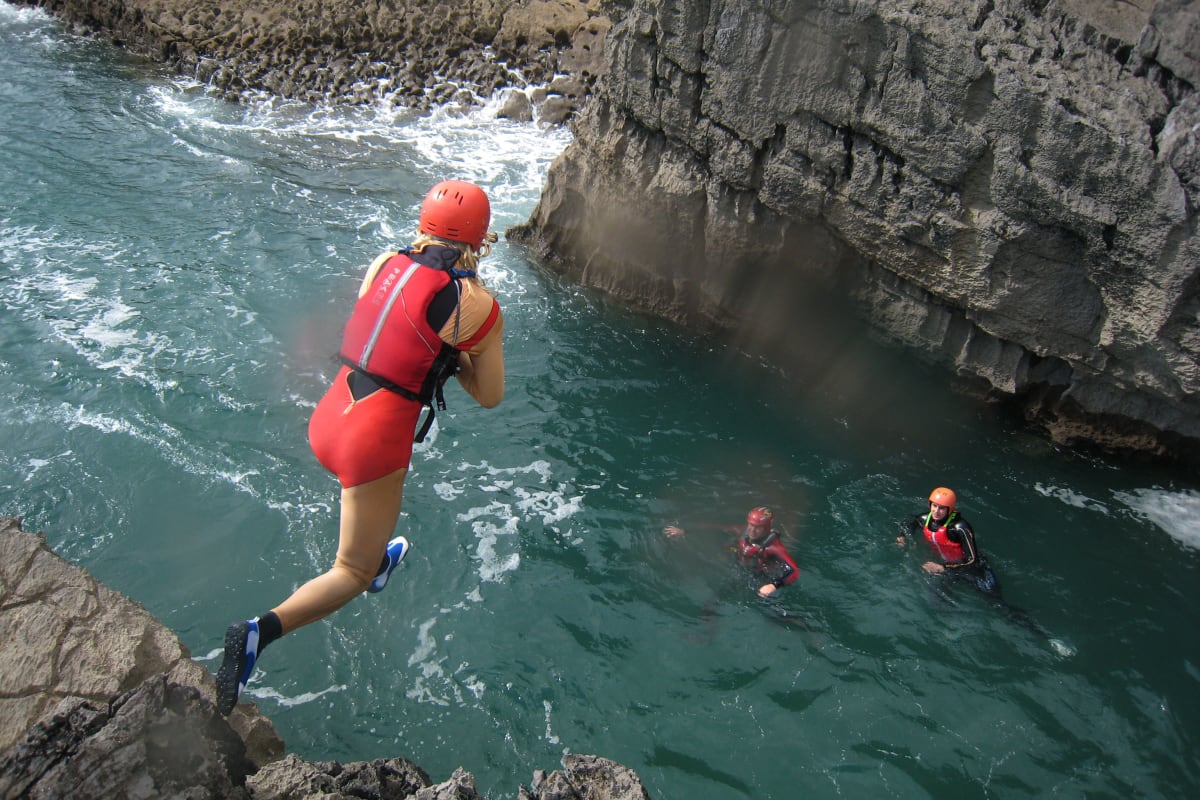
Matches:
[255,611,283,652]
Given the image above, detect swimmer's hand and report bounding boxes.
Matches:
[663,525,685,538]
[758,583,777,598]
[922,561,945,574]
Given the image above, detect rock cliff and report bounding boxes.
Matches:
[0,517,651,799]
[510,0,1199,463]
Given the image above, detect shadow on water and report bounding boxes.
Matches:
[647,745,755,796]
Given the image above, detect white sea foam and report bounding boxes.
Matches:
[0,239,183,393]
[1049,638,1076,658]
[459,503,522,583]
[449,459,587,581]
[405,616,468,708]
[1113,487,1200,550]
[433,482,465,501]
[251,683,346,708]
[1033,482,1111,514]
[144,79,570,214]
[0,2,51,31]
[543,699,561,745]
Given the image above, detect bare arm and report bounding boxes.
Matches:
[455,321,504,408]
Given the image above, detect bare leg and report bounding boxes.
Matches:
[272,468,408,634]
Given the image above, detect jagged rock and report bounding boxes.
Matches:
[498,88,536,122]
[413,767,482,800]
[509,0,1200,463]
[0,676,254,800]
[246,753,434,799]
[520,755,650,800]
[0,515,282,766]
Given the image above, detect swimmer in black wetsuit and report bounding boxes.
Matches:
[896,486,998,594]
[898,486,1063,649]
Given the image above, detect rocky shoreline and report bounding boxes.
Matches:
[19,0,610,124]
[0,517,650,799]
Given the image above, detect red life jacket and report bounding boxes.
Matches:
[339,252,461,437]
[922,513,966,561]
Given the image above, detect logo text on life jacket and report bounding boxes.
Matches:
[373,267,401,304]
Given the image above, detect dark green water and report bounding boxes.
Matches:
[2,6,1198,798]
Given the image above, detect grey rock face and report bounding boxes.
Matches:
[510,0,1199,461]
[0,516,263,756]
[245,753,436,800]
[0,678,255,800]
[520,754,651,800]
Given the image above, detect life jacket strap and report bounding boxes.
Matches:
[340,345,459,444]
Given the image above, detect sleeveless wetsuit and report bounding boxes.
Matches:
[308,247,502,487]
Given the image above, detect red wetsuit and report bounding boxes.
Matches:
[308,247,501,488]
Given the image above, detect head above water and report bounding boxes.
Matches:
[418,180,492,251]
[928,487,957,515]
[745,506,774,539]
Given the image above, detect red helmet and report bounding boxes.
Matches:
[746,507,774,528]
[418,180,491,249]
[928,487,957,509]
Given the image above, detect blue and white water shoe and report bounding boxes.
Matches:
[368,536,410,593]
[215,618,259,715]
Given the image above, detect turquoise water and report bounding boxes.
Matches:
[2,5,1199,798]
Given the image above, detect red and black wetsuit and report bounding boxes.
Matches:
[735,530,799,590]
[910,512,999,594]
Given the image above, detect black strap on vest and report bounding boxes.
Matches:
[340,340,459,443]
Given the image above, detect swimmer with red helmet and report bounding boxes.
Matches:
[665,506,800,597]
[214,180,505,715]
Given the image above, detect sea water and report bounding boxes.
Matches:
[2,5,1198,798]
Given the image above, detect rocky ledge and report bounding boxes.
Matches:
[20,0,610,124]
[0,517,651,800]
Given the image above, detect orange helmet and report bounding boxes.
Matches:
[746,507,774,528]
[418,180,491,249]
[928,487,957,509]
